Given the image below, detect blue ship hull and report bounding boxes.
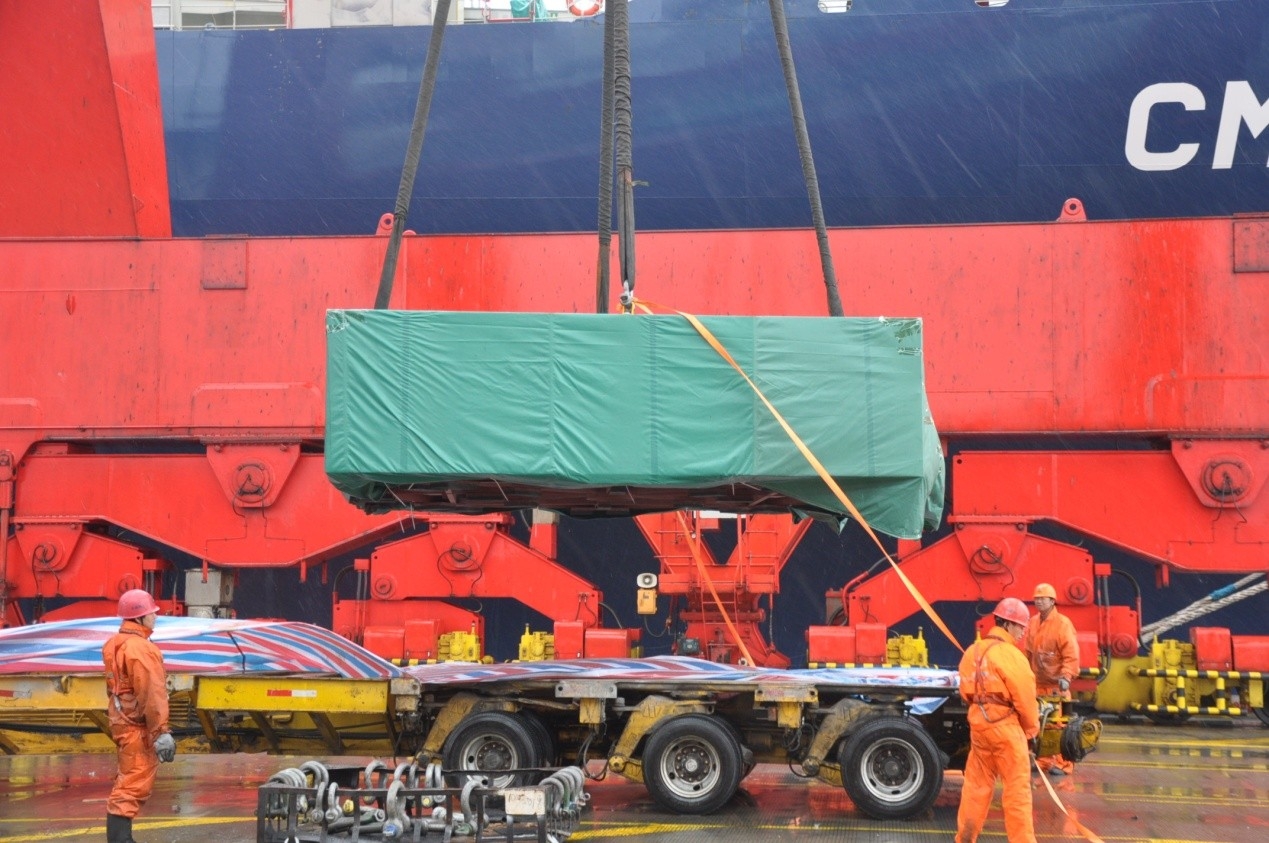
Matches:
[160,0,1269,237]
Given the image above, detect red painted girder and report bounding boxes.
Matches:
[2,215,1265,444]
[634,513,808,668]
[844,527,1098,631]
[0,0,169,237]
[634,513,811,595]
[365,516,605,627]
[12,450,407,568]
[682,619,791,669]
[969,604,1141,662]
[952,445,1269,572]
[0,237,393,448]
[331,598,483,651]
[590,217,1269,435]
[838,527,1142,658]
[3,529,154,602]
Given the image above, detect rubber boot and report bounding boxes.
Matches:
[106,813,136,843]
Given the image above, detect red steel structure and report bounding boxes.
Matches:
[1,1,1267,677]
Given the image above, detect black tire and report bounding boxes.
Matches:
[837,716,944,820]
[442,711,536,788]
[1252,707,1269,728]
[1144,710,1191,726]
[519,709,556,767]
[642,714,744,815]
[716,716,757,781]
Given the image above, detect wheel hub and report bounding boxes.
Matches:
[472,739,513,771]
[876,750,908,784]
[674,746,712,783]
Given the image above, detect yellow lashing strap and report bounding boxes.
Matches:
[632,298,963,654]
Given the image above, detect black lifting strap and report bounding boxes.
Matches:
[594,0,635,313]
[768,0,843,317]
[375,0,454,310]
[595,2,617,314]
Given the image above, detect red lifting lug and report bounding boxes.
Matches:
[204,443,302,508]
[1171,439,1268,508]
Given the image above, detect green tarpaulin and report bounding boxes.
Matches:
[325,310,943,538]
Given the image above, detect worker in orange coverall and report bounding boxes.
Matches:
[103,589,175,843]
[955,597,1040,843]
[1025,582,1080,775]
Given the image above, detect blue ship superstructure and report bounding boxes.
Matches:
[159,0,1269,236]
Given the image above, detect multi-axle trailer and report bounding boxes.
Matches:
[401,658,1098,819]
[0,619,1097,820]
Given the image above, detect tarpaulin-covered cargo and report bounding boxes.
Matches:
[0,618,401,678]
[325,311,943,538]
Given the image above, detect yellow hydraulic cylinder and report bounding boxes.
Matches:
[439,629,483,663]
[887,631,929,667]
[518,627,555,661]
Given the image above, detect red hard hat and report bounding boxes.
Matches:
[993,596,1030,627]
[1033,583,1058,600]
[117,589,161,620]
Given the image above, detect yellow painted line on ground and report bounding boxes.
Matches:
[0,817,243,843]
[1086,757,1269,772]
[1097,735,1269,750]
[1097,792,1266,808]
[573,822,728,838]
[572,822,1243,842]
[2,816,1244,843]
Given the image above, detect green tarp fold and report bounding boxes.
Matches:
[325,310,943,539]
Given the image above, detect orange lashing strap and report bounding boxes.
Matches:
[630,298,963,654]
[1034,756,1106,842]
[675,510,756,667]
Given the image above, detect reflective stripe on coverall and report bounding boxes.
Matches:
[103,619,170,819]
[955,626,1040,843]
[1025,609,1080,774]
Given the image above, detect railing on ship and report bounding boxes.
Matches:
[151,0,599,30]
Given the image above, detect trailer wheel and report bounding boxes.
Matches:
[519,709,556,766]
[837,717,943,820]
[643,714,743,814]
[1252,707,1269,728]
[1144,710,1190,726]
[719,717,757,780]
[443,711,536,788]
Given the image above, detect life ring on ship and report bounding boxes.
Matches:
[568,0,603,17]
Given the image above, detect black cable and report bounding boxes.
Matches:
[767,0,842,317]
[599,601,623,629]
[374,0,453,310]
[332,563,357,600]
[642,614,668,638]
[595,3,616,313]
[610,0,636,308]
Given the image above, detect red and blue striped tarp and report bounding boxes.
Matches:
[403,657,958,715]
[404,656,958,690]
[0,617,401,679]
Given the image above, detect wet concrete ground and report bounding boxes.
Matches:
[2,719,1267,842]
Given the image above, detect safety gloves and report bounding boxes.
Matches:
[154,733,176,763]
[1057,677,1071,692]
